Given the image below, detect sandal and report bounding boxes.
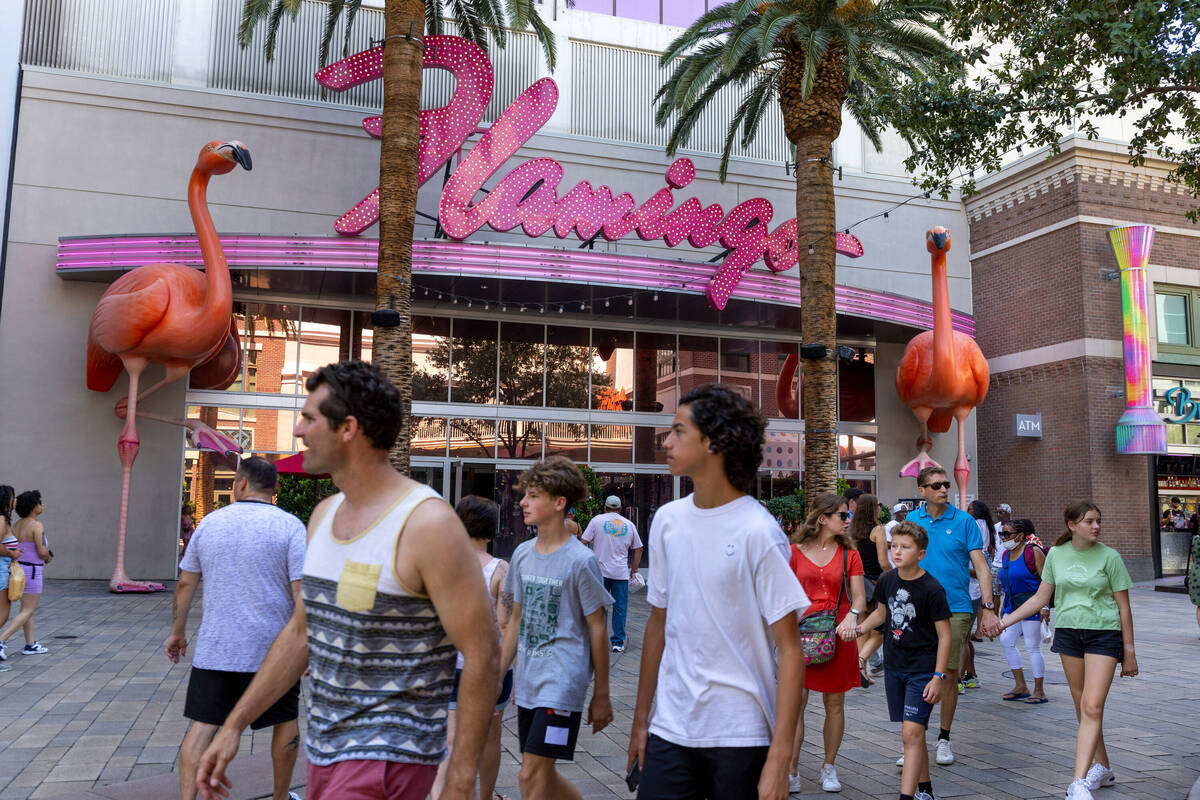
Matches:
[1002,691,1031,701]
[1023,696,1048,704]
[858,657,873,687]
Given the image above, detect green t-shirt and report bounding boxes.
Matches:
[1041,542,1133,630]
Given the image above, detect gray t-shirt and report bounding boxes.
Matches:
[180,500,307,672]
[504,536,612,711]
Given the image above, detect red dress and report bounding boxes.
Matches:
[790,544,864,693]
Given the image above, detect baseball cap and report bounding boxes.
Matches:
[892,503,908,513]
[605,495,621,509]
[997,503,1013,513]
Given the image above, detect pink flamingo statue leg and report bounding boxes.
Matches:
[953,409,971,510]
[111,359,162,593]
[899,408,943,477]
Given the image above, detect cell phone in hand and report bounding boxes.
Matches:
[626,757,640,793]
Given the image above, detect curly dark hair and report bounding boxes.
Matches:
[0,485,13,526]
[15,490,41,519]
[455,495,499,540]
[680,384,766,493]
[518,456,588,510]
[305,360,403,452]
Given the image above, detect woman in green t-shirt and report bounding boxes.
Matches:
[1000,501,1138,800]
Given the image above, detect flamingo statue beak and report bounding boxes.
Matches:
[931,230,948,250]
[219,142,253,171]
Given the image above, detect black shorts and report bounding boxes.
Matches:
[884,670,935,727]
[449,667,513,711]
[184,667,301,730]
[1052,627,1124,661]
[517,706,582,761]
[637,733,768,800]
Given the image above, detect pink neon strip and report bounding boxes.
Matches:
[56,234,974,334]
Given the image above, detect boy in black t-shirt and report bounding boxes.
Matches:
[843,521,951,800]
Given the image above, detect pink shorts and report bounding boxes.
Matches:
[306,759,436,800]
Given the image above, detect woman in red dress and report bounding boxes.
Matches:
[788,491,866,794]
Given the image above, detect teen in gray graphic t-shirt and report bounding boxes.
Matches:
[503,536,612,711]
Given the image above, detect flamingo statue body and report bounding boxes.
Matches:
[895,228,989,508]
[86,140,251,593]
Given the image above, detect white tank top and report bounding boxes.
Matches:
[456,556,503,670]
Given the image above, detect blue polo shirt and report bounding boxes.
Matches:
[911,502,983,613]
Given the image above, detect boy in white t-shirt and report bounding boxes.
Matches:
[627,384,810,800]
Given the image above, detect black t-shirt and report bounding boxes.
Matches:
[872,569,951,674]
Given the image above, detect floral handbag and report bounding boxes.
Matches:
[797,549,848,666]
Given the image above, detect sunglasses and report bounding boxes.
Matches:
[835,511,851,521]
[1000,530,1021,540]
[921,481,951,490]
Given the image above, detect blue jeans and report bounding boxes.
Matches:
[604,577,628,647]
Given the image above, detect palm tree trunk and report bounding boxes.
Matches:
[376,0,425,473]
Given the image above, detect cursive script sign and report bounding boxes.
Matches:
[1162,386,1200,423]
[315,36,864,310]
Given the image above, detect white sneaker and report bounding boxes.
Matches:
[819,763,841,792]
[21,642,48,655]
[612,644,625,653]
[1085,763,1115,790]
[0,640,6,660]
[288,793,303,800]
[914,791,937,800]
[1066,778,1095,800]
[935,739,954,765]
[788,773,803,794]
[895,753,905,770]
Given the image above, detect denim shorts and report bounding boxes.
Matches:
[884,670,935,727]
[1052,627,1124,662]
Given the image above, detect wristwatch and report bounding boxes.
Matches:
[849,609,861,616]
[933,671,946,680]
[982,601,996,610]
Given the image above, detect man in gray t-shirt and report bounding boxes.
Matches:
[166,457,305,800]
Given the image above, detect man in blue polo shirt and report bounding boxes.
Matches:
[905,466,1000,769]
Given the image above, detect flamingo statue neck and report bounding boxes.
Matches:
[188,166,233,333]
[930,243,956,382]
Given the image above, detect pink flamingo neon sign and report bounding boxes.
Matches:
[315,36,865,310]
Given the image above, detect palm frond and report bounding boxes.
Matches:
[315,0,346,70]
[341,0,363,58]
[524,6,558,71]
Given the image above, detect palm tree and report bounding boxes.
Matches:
[238,0,555,472]
[654,0,955,498]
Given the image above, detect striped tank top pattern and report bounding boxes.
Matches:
[301,485,457,767]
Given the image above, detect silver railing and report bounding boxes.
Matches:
[22,0,789,163]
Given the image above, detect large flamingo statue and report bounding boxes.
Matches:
[86,140,252,593]
[895,228,989,508]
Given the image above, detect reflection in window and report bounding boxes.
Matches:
[638,331,677,413]
[591,424,633,463]
[839,435,876,471]
[678,335,718,400]
[761,431,800,473]
[242,303,301,396]
[546,326,592,409]
[451,319,499,404]
[720,339,759,405]
[411,416,448,457]
[544,421,588,460]
[838,348,876,423]
[760,341,799,418]
[448,418,496,458]
[1157,293,1189,345]
[499,322,545,406]
[636,426,670,464]
[413,316,451,402]
[299,307,350,390]
[757,471,801,500]
[592,329,633,410]
[494,468,533,560]
[498,420,543,459]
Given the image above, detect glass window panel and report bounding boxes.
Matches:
[357,311,374,362]
[448,418,496,458]
[210,302,249,392]
[411,416,448,457]
[635,426,671,464]
[720,339,759,406]
[299,307,351,389]
[758,471,800,500]
[184,405,244,520]
[677,335,718,400]
[591,424,633,463]
[241,303,302,396]
[615,0,658,22]
[498,420,543,459]
[1157,293,1189,345]
[631,473,674,533]
[662,0,703,26]
[240,408,296,454]
[451,318,499,404]
[499,322,545,406]
[761,431,800,472]
[412,315,451,402]
[843,477,876,495]
[494,468,533,560]
[839,434,876,472]
[544,422,588,460]
[761,341,799,419]
[838,347,876,423]
[592,329,634,410]
[546,326,592,409]
[637,331,677,414]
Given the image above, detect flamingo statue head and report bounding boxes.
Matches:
[927,226,950,254]
[197,140,252,176]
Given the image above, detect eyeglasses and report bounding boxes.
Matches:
[921,481,951,490]
[837,511,851,521]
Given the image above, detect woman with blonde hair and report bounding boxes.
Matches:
[1002,501,1138,800]
[787,492,866,793]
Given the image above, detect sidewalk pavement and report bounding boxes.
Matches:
[0,579,1197,799]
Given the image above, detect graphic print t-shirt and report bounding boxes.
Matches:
[504,537,612,711]
[1040,542,1133,630]
[582,513,643,580]
[872,569,951,674]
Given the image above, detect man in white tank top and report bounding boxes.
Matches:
[196,361,501,800]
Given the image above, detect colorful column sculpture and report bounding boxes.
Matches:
[1109,224,1168,454]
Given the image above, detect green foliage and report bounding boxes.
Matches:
[885,0,1200,220]
[276,475,337,524]
[762,476,852,524]
[575,466,604,530]
[654,0,959,179]
[239,0,557,72]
